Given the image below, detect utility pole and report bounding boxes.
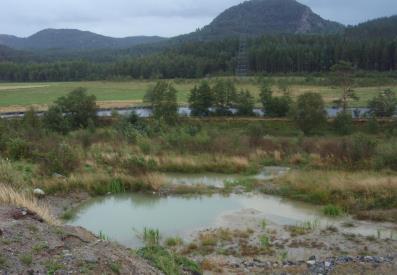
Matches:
[236,36,249,77]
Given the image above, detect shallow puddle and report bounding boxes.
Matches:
[165,166,290,188]
[68,193,397,248]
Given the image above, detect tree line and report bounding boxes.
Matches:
[0,35,397,82]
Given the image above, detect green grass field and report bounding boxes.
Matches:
[0,78,395,111]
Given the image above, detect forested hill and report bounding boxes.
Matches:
[180,0,344,40]
[0,45,34,62]
[345,15,397,39]
[0,29,167,50]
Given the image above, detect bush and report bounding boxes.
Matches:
[344,134,377,165]
[368,89,397,117]
[43,105,70,134]
[22,108,41,129]
[6,138,30,160]
[322,204,343,217]
[144,81,178,124]
[260,81,291,117]
[44,88,97,133]
[376,141,397,171]
[366,116,380,134]
[334,112,353,135]
[189,81,214,117]
[212,79,237,116]
[41,143,79,176]
[293,93,327,135]
[236,90,255,116]
[246,123,266,146]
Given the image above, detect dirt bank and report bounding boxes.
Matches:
[0,205,160,274]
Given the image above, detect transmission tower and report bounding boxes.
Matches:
[235,36,249,77]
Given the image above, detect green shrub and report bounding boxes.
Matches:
[6,138,30,160]
[376,141,397,171]
[115,119,140,143]
[164,237,184,247]
[122,156,157,174]
[137,246,201,275]
[142,228,161,247]
[293,93,327,135]
[43,105,70,134]
[108,179,126,193]
[144,81,178,124]
[259,235,270,248]
[334,112,353,135]
[189,81,214,117]
[366,116,380,134]
[260,81,292,117]
[44,88,97,133]
[19,253,33,266]
[322,204,343,217]
[368,89,397,117]
[246,123,266,146]
[344,134,377,165]
[41,143,79,176]
[212,79,237,116]
[22,108,41,129]
[236,90,255,116]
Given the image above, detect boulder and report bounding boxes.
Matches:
[33,188,45,198]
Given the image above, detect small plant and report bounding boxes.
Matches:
[287,219,320,235]
[45,260,64,275]
[20,253,33,266]
[279,251,288,262]
[109,261,121,274]
[259,234,270,248]
[61,209,74,220]
[32,242,49,253]
[138,246,202,275]
[200,233,217,247]
[99,231,110,241]
[322,204,343,217]
[261,219,267,230]
[164,236,183,247]
[142,228,161,247]
[377,229,382,239]
[108,179,125,193]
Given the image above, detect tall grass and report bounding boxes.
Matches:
[274,170,397,211]
[0,184,58,225]
[37,172,165,195]
[0,159,26,188]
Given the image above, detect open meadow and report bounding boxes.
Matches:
[1,76,397,112]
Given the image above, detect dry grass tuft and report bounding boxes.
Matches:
[0,184,58,225]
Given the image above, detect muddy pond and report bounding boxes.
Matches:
[67,168,397,248]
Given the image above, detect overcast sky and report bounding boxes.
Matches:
[1,0,396,38]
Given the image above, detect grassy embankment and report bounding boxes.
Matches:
[1,76,397,112]
[0,114,397,221]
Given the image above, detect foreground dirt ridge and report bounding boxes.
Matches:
[0,206,161,275]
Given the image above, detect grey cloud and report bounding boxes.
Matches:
[0,0,396,37]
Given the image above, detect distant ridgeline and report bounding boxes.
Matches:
[0,0,396,81]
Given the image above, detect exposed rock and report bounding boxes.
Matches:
[33,188,46,198]
[306,260,316,266]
